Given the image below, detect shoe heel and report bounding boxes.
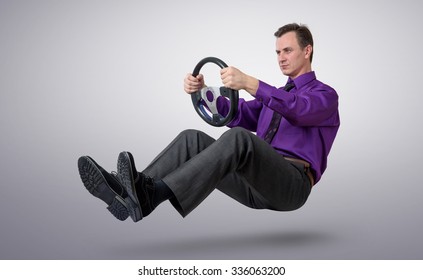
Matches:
[107,197,129,221]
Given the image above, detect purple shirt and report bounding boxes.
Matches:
[221,71,340,183]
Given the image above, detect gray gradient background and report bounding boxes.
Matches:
[1,0,422,259]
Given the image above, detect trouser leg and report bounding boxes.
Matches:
[141,129,215,179]
[161,127,311,217]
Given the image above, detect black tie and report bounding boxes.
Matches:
[263,83,295,143]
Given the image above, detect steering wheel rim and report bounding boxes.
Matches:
[191,57,239,127]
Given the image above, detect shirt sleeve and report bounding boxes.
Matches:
[226,98,263,131]
[255,80,339,126]
[216,96,263,132]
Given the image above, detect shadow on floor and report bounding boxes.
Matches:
[108,229,337,259]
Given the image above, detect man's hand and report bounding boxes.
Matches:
[184,73,205,94]
[220,66,259,96]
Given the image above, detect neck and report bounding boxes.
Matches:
[289,64,312,79]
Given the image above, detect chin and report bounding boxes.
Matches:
[281,69,290,76]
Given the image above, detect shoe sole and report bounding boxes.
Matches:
[117,152,143,222]
[78,156,129,221]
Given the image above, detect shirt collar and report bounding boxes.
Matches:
[286,71,316,89]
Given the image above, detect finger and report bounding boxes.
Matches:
[186,74,198,82]
[185,76,200,88]
[185,82,201,92]
[220,71,228,81]
[221,76,230,88]
[220,68,228,76]
[185,85,199,94]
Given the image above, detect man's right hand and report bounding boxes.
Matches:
[184,73,205,94]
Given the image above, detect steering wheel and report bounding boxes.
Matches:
[191,57,239,127]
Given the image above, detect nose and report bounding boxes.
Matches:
[278,52,286,63]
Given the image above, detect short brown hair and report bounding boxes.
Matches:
[274,23,314,62]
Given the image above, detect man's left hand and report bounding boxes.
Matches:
[220,66,259,96]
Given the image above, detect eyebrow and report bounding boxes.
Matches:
[276,47,293,53]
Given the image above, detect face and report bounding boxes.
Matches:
[276,31,312,79]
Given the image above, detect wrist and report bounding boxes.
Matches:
[245,75,259,96]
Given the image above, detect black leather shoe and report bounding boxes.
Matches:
[78,156,129,221]
[117,151,155,222]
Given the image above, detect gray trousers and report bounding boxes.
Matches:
[142,127,312,217]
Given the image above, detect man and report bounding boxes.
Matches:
[78,23,340,222]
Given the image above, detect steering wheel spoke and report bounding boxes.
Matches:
[200,87,220,115]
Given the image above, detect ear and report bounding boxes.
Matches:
[304,45,313,59]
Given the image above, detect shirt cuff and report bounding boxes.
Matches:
[255,80,274,106]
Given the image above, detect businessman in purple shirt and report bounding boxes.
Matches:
[78,23,340,222]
